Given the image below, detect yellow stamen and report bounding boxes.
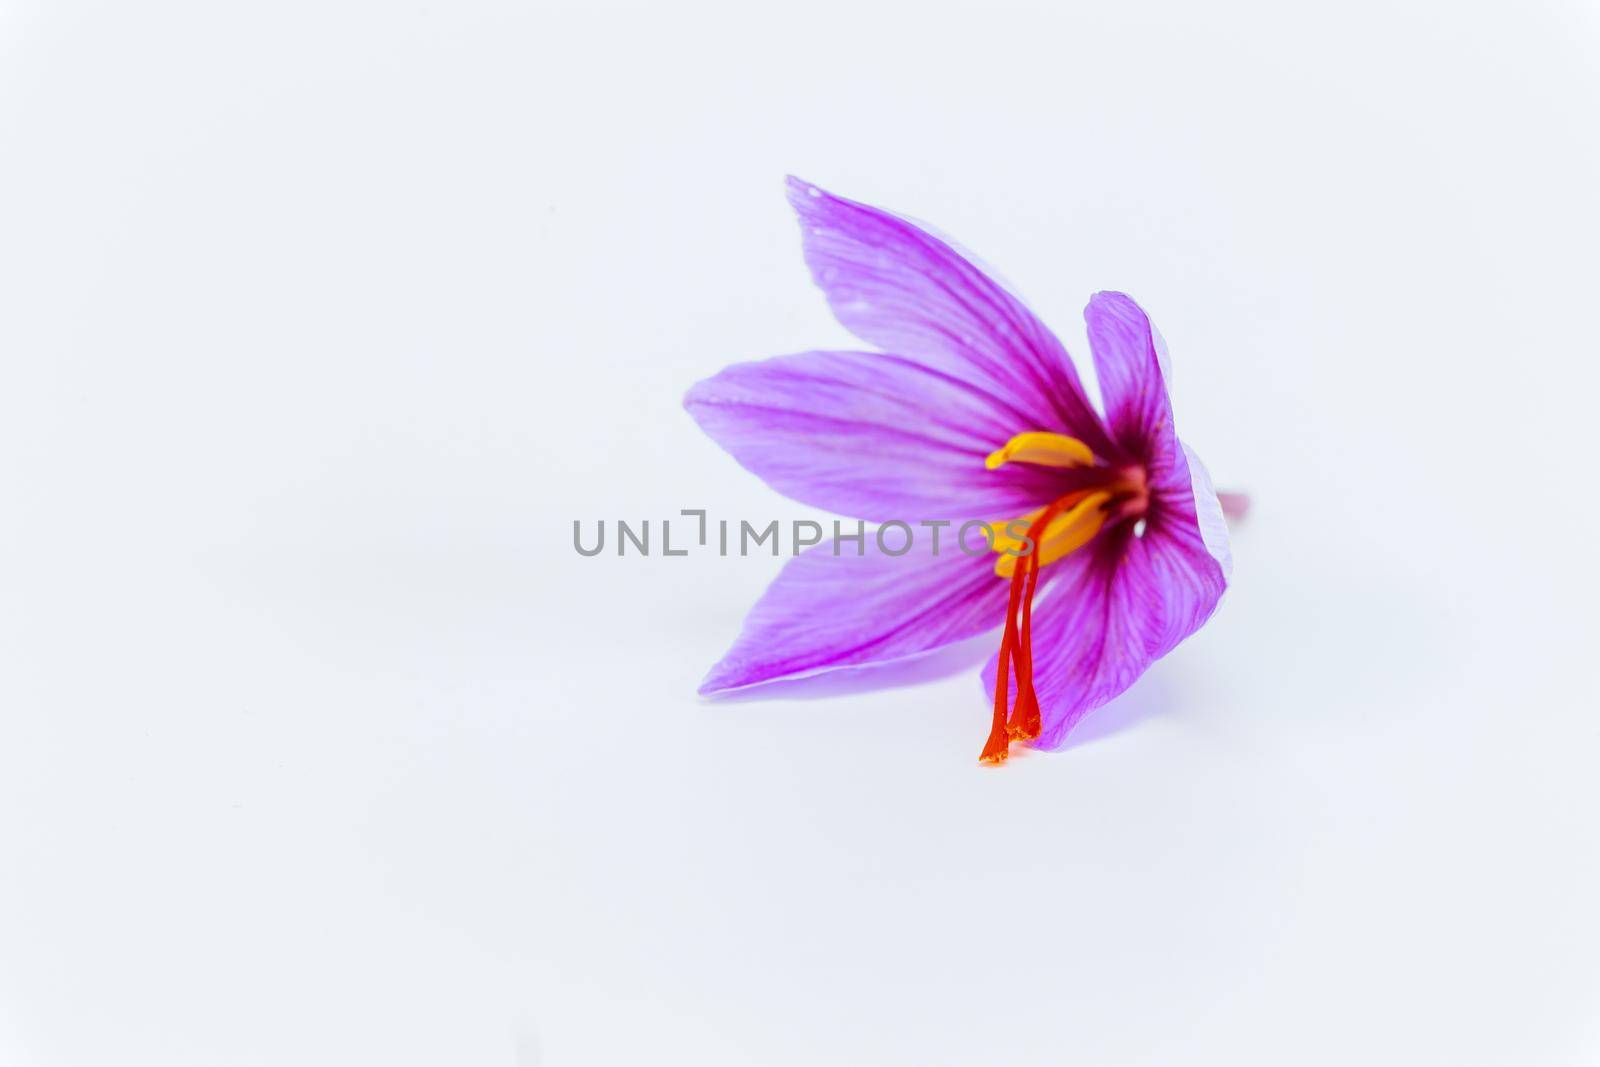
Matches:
[986,493,1081,554]
[993,491,1112,578]
[984,431,1096,471]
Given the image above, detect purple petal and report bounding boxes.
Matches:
[1082,292,1234,576]
[1180,441,1233,581]
[1083,291,1170,452]
[700,535,1008,695]
[982,519,1226,748]
[786,177,1116,458]
[1021,339,1233,738]
[685,349,1073,522]
[980,376,1230,748]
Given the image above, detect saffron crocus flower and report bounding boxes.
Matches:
[685,178,1235,762]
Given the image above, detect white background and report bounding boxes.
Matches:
[3,1,1598,1063]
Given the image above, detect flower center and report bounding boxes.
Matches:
[977,432,1149,763]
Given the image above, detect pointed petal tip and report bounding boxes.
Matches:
[1084,289,1141,317]
[682,368,728,418]
[682,383,715,430]
[698,652,770,697]
[682,376,707,412]
[696,664,735,697]
[784,176,831,218]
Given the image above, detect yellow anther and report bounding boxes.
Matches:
[984,431,1096,471]
[993,491,1112,578]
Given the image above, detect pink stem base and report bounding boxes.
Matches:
[1218,492,1250,521]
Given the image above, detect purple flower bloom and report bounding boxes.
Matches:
[685,178,1236,762]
